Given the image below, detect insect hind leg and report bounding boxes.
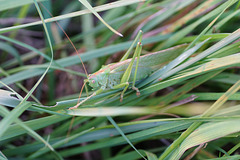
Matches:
[118,34,143,101]
[132,86,140,96]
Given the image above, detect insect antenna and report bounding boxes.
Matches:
[39,2,89,138]
[39,3,88,76]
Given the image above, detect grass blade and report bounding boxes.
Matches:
[78,0,123,37]
[107,116,147,160]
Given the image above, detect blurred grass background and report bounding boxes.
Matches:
[0,0,240,159]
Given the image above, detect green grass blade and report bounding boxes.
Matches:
[107,116,147,160]
[78,0,123,37]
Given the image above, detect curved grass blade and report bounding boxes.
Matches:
[78,0,123,37]
[0,89,21,108]
[0,0,54,138]
[21,0,54,101]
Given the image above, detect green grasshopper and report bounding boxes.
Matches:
[69,31,187,109]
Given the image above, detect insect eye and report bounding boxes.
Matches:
[92,80,95,84]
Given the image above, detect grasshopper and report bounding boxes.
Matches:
[69,30,187,109]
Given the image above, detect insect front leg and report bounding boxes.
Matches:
[68,88,103,110]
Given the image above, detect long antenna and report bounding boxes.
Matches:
[40,3,88,76]
[39,3,89,137]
